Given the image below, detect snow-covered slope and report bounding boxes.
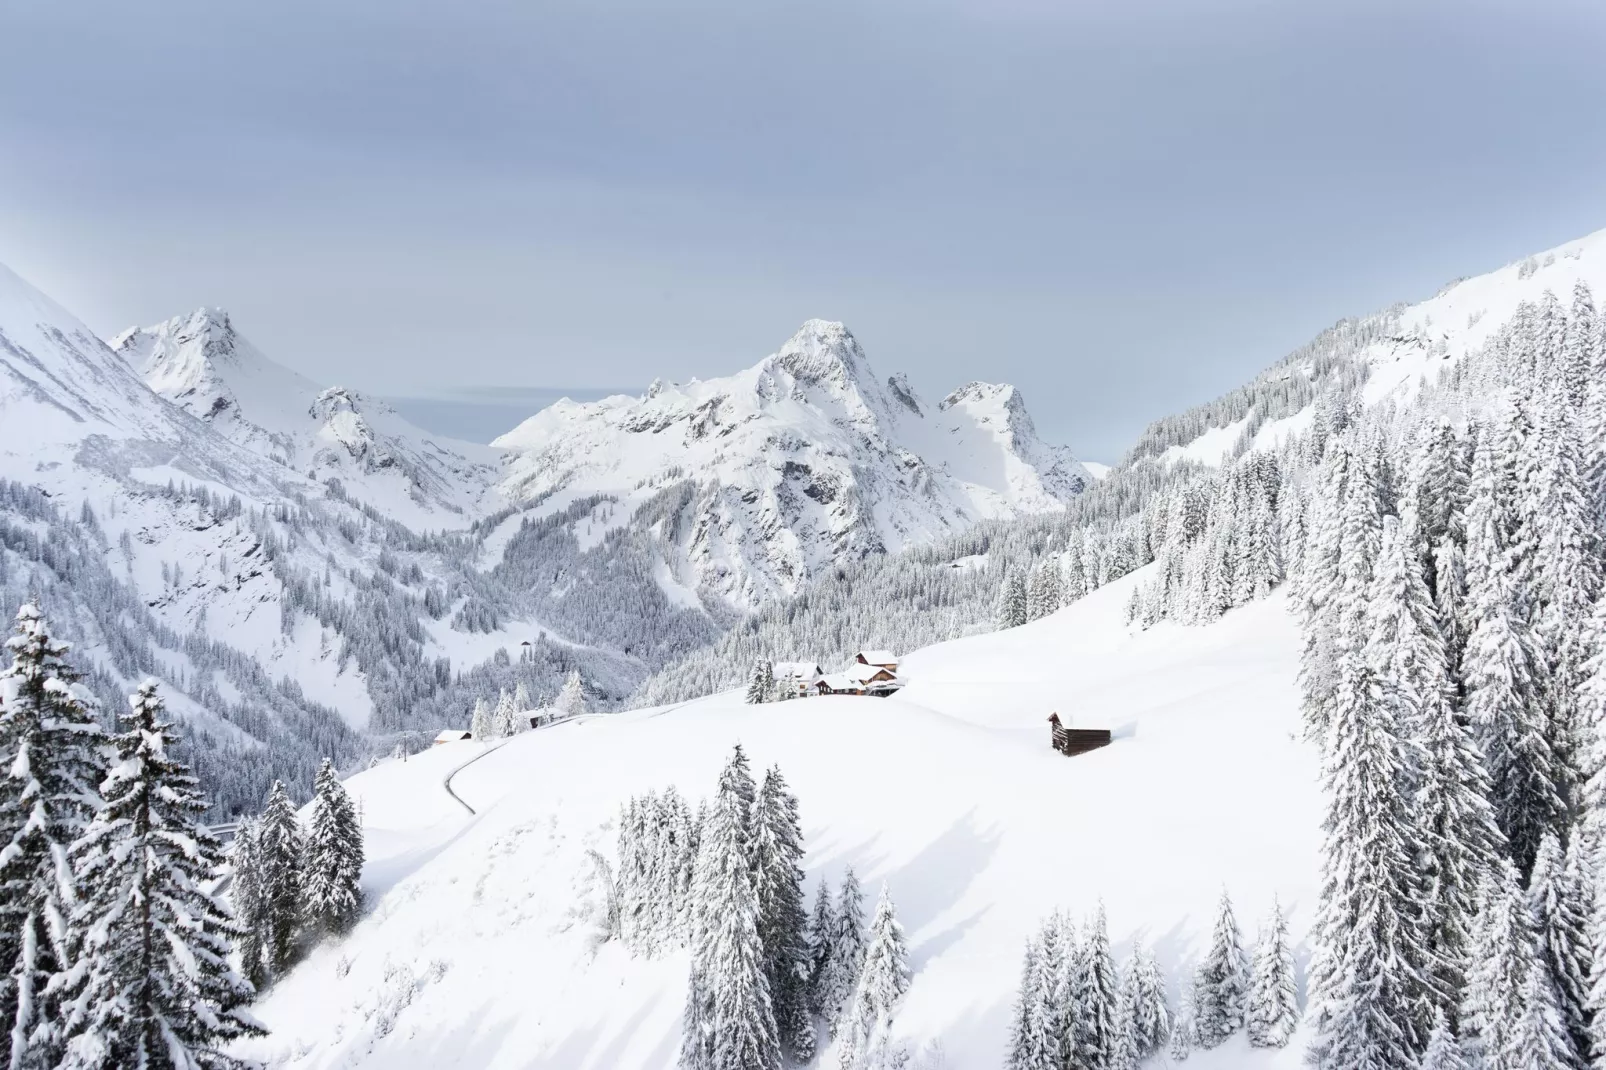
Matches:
[1139,224,1606,469]
[239,569,1317,1069]
[494,319,1090,608]
[113,309,501,528]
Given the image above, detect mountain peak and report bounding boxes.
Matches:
[767,319,868,390]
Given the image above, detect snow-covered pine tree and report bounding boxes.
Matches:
[58,681,263,1069]
[806,879,837,1018]
[1247,897,1299,1048]
[1006,933,1041,1070]
[746,660,775,705]
[996,570,1028,630]
[556,670,587,716]
[1513,953,1578,1070]
[469,696,493,740]
[1018,916,1065,1070]
[1193,890,1248,1049]
[1412,556,1506,1021]
[1366,511,1457,1026]
[1418,1009,1467,1070]
[1526,832,1590,1066]
[679,746,778,1070]
[1464,418,1558,880]
[818,868,868,1035]
[1027,563,1061,622]
[1168,981,1196,1063]
[230,817,267,987]
[835,883,910,1070]
[302,757,365,938]
[1123,943,1170,1061]
[492,688,519,737]
[1110,973,1138,1070]
[513,681,532,715]
[1459,862,1531,1070]
[752,767,813,1061]
[257,780,305,977]
[1306,543,1434,1069]
[0,602,107,1066]
[1069,903,1120,1068]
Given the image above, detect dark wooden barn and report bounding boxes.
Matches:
[1047,713,1111,757]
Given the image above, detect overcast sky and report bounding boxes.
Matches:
[3,0,1605,459]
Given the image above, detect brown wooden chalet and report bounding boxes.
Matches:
[1047,713,1110,757]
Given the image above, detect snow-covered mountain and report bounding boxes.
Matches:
[112,309,501,528]
[494,319,1090,608]
[1132,225,1606,468]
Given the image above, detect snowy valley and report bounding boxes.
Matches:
[230,224,1606,1070]
[4,219,1606,1070]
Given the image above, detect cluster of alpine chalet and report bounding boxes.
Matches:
[1006,890,1297,1070]
[231,763,364,990]
[0,603,257,1068]
[1292,284,1606,1070]
[612,747,913,1070]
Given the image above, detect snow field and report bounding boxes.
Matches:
[243,571,1321,1068]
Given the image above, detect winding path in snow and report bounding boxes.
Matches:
[441,739,508,816]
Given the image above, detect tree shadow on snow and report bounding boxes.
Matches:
[806,809,1003,974]
[384,1012,521,1070]
[532,987,679,1070]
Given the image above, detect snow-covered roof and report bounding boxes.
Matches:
[434,730,473,742]
[818,674,862,692]
[856,650,898,667]
[846,663,897,683]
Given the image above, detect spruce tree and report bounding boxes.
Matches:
[513,681,532,713]
[302,758,365,938]
[746,660,775,706]
[805,880,837,1018]
[256,780,305,978]
[556,671,587,716]
[835,883,910,1070]
[1069,904,1120,1068]
[1527,833,1591,1066]
[679,746,778,1070]
[1194,890,1248,1049]
[818,869,868,1035]
[1006,933,1041,1070]
[492,688,519,737]
[1465,421,1558,879]
[752,767,813,1061]
[469,696,493,740]
[1306,635,1425,1068]
[1418,1010,1467,1070]
[1168,982,1196,1063]
[1513,955,1578,1070]
[229,818,267,987]
[996,570,1028,630]
[1247,897,1299,1048]
[58,681,263,1069]
[1460,863,1531,1070]
[1021,917,1065,1070]
[0,602,107,1066]
[1124,943,1170,1061]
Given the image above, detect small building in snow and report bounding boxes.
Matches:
[433,729,473,745]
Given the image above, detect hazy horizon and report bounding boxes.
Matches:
[5,0,1605,460]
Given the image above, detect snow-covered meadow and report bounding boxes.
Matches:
[242,569,1319,1068]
